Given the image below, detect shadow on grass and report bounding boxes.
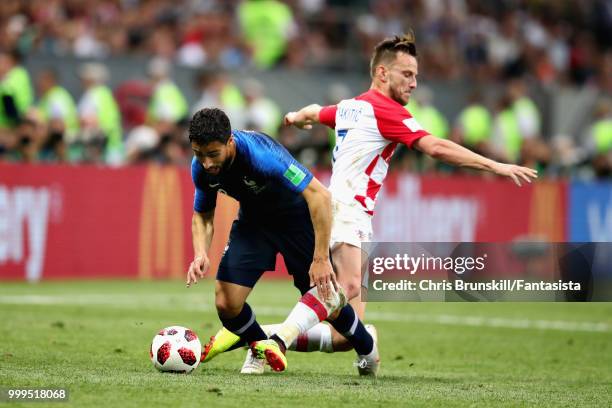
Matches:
[195,367,463,387]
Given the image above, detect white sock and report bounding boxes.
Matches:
[262,323,333,353]
[273,286,341,348]
[261,324,281,337]
[296,323,333,352]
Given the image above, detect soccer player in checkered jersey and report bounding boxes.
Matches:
[202,32,537,376]
[281,32,535,361]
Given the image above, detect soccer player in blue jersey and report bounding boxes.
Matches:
[185,108,379,373]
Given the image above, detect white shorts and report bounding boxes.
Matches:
[330,199,373,250]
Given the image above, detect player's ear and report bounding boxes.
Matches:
[377,65,388,82]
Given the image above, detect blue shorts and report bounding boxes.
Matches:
[217,217,314,294]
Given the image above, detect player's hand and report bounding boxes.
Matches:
[309,257,338,301]
[284,112,313,130]
[492,163,538,187]
[186,254,210,287]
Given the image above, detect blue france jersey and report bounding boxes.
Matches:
[191,130,313,222]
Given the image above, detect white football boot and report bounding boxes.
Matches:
[355,324,380,376]
[240,348,265,374]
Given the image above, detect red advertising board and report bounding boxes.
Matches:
[374,174,567,242]
[0,162,236,281]
[0,164,566,281]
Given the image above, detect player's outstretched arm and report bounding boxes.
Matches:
[186,209,214,287]
[414,135,538,186]
[284,104,323,130]
[301,177,337,300]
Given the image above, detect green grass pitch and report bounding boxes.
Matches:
[1,280,611,407]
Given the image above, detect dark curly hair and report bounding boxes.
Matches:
[369,31,418,78]
[188,108,232,145]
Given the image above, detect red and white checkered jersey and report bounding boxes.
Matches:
[319,89,429,215]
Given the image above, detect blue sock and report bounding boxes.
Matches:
[218,303,267,345]
[328,305,374,355]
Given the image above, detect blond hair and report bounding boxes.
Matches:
[369,31,417,78]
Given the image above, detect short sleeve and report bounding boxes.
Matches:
[248,136,314,194]
[276,159,313,193]
[191,157,218,213]
[319,105,337,129]
[375,105,430,148]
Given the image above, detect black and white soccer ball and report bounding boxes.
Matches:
[150,326,202,373]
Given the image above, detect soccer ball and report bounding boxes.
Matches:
[150,326,202,373]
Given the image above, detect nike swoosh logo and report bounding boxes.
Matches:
[208,183,220,188]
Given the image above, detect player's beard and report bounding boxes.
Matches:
[209,150,234,175]
[220,155,233,172]
[389,80,409,105]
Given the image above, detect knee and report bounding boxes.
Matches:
[344,281,361,300]
[215,294,242,318]
[334,262,361,300]
[333,248,363,300]
[337,276,361,301]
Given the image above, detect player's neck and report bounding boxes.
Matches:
[370,82,391,99]
[227,139,237,168]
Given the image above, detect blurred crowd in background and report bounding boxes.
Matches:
[0,0,610,179]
